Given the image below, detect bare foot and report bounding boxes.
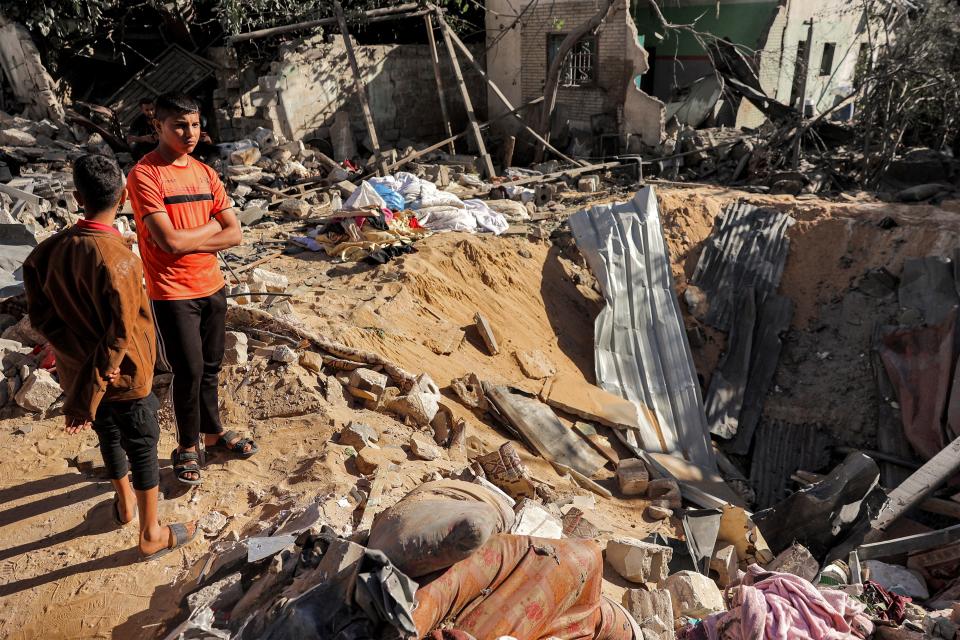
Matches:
[139,520,198,557]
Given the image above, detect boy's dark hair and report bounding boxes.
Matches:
[73,154,124,216]
[154,92,199,122]
[139,97,154,105]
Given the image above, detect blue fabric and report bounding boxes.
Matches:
[373,183,405,211]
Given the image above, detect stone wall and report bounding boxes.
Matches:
[214,35,486,148]
[0,17,64,123]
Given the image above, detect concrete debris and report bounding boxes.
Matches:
[248,268,289,293]
[271,344,298,364]
[277,198,311,218]
[325,375,349,407]
[388,391,439,427]
[510,499,563,539]
[863,560,930,599]
[605,537,673,585]
[473,312,499,355]
[349,368,388,397]
[355,446,406,475]
[513,349,556,379]
[299,350,323,373]
[645,505,673,521]
[664,570,726,619]
[338,422,379,450]
[709,544,738,588]
[646,478,682,509]
[767,543,820,582]
[623,588,675,640]
[14,368,60,412]
[223,331,249,365]
[409,433,443,461]
[616,458,650,496]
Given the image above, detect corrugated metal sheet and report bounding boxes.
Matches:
[107,45,217,126]
[690,201,795,332]
[748,419,833,509]
[570,187,716,471]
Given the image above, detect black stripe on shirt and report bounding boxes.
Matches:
[163,193,214,205]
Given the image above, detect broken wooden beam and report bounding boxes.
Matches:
[228,3,420,43]
[503,161,621,188]
[424,14,456,155]
[334,0,388,177]
[857,523,960,561]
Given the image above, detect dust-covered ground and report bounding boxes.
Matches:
[2,186,960,638]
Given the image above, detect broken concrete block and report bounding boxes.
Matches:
[863,560,929,599]
[251,126,278,150]
[412,372,441,396]
[710,544,738,588]
[605,537,673,585]
[223,331,248,365]
[187,572,243,614]
[767,543,819,582]
[646,505,673,521]
[510,499,563,539]
[355,446,406,475]
[15,368,61,412]
[577,175,600,193]
[230,146,261,166]
[2,315,44,346]
[325,375,348,407]
[647,478,682,509]
[409,433,443,461]
[349,368,388,397]
[277,198,311,218]
[247,268,288,293]
[617,458,650,496]
[664,570,725,619]
[623,588,674,640]
[513,349,556,379]
[389,392,439,427]
[299,350,323,374]
[473,312,499,355]
[338,422,378,450]
[424,164,450,187]
[0,128,37,146]
[271,345,297,364]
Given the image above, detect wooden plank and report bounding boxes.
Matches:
[334,0,388,177]
[434,8,495,179]
[424,15,455,155]
[503,161,620,188]
[857,523,960,560]
[235,251,283,274]
[437,15,585,168]
[228,3,420,43]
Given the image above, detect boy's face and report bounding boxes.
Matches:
[157,111,201,155]
[140,103,155,118]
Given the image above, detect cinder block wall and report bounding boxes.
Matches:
[226,35,487,147]
[519,0,630,128]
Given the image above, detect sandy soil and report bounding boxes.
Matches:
[2,186,960,638]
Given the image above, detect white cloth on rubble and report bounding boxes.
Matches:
[369,173,508,234]
[463,200,509,235]
[415,206,478,233]
[485,199,530,222]
[343,181,386,210]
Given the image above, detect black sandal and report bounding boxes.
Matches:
[171,448,202,485]
[208,430,259,458]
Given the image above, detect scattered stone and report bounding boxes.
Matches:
[646,478,682,509]
[710,544,738,588]
[767,543,819,582]
[199,511,230,537]
[15,369,61,412]
[449,372,486,410]
[577,175,600,193]
[271,345,297,364]
[2,315,45,346]
[325,375,349,407]
[623,588,675,640]
[338,422,378,450]
[664,570,726,619]
[299,350,323,374]
[511,499,563,539]
[0,128,37,146]
[409,433,443,461]
[863,560,929,599]
[186,572,243,613]
[473,312,499,355]
[277,199,311,218]
[230,146,261,166]
[247,268,289,293]
[605,537,673,585]
[355,446,406,475]
[388,392,439,427]
[513,350,556,379]
[349,368,388,397]
[223,331,248,365]
[645,505,673,521]
[616,458,650,496]
[412,373,440,396]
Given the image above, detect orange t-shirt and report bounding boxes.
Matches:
[127,151,231,300]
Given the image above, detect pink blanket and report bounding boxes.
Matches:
[694,565,874,640]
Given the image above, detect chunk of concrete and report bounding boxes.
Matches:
[605,537,673,585]
[647,478,682,509]
[663,570,726,619]
[623,588,674,640]
[247,268,288,293]
[409,433,443,461]
[325,375,349,407]
[389,391,439,427]
[0,129,37,146]
[299,350,323,374]
[513,350,556,379]
[338,422,378,450]
[349,368,388,397]
[278,198,311,218]
[3,315,45,346]
[230,146,261,166]
[223,331,248,365]
[15,368,60,412]
[271,345,297,363]
[617,458,650,496]
[767,543,819,582]
[863,560,929,599]
[710,544,738,588]
[473,312,499,355]
[578,175,600,193]
[646,505,673,521]
[355,446,406,475]
[510,499,563,539]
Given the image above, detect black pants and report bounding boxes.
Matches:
[93,393,161,491]
[151,288,227,448]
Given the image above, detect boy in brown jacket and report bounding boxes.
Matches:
[23,154,198,559]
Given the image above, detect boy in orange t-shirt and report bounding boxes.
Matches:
[127,92,257,486]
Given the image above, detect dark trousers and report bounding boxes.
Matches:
[93,393,161,491]
[151,288,227,448]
